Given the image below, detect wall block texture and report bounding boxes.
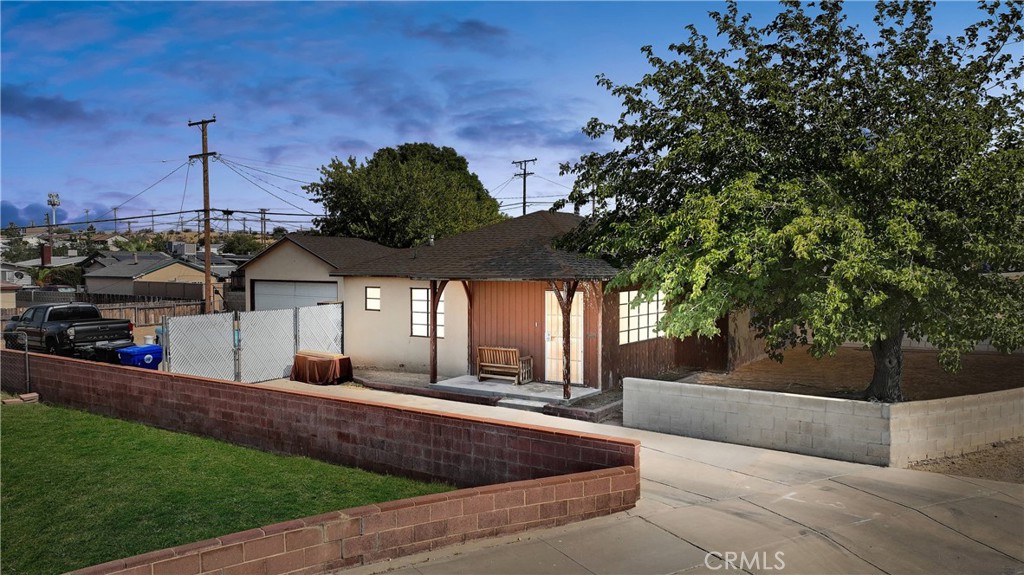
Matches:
[624,376,1022,467]
[1,350,640,575]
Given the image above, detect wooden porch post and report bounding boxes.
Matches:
[429,280,448,384]
[549,279,579,400]
[461,281,473,375]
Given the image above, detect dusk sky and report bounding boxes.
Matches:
[1,1,982,234]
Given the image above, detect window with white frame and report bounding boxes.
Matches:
[365,286,381,311]
[619,290,665,344]
[410,288,444,338]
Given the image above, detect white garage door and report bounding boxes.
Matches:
[253,281,338,311]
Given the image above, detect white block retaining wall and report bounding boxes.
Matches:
[624,378,1023,466]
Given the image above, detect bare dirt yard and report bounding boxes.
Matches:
[680,347,1023,401]
[908,438,1024,484]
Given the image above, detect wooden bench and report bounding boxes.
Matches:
[477,346,533,385]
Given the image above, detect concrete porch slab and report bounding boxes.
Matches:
[431,375,600,405]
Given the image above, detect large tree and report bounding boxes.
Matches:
[561,1,1023,402]
[306,143,505,248]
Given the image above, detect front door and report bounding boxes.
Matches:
[544,291,583,384]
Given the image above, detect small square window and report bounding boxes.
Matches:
[365,287,381,311]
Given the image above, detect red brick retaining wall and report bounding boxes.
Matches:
[1,351,640,574]
[76,467,639,575]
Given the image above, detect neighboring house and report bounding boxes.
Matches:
[81,250,171,274]
[331,211,750,389]
[13,255,89,268]
[90,233,129,250]
[0,263,32,286]
[84,257,216,296]
[237,233,397,311]
[0,282,20,308]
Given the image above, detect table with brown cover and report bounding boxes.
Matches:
[289,350,352,385]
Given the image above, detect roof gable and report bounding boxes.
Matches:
[237,233,397,272]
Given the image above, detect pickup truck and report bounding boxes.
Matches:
[4,302,134,358]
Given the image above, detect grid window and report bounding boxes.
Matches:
[619,290,665,345]
[411,288,444,338]
[365,286,381,311]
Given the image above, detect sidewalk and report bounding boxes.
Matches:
[259,380,1024,575]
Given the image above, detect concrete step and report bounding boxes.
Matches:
[496,398,550,412]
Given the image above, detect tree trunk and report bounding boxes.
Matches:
[864,329,905,403]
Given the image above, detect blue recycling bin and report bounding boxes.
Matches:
[118,344,163,370]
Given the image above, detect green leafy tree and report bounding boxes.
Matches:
[27,267,52,287]
[306,143,506,248]
[560,1,1023,402]
[271,226,288,240]
[46,265,83,287]
[221,232,263,255]
[2,223,38,262]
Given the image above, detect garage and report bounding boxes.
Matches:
[252,281,338,311]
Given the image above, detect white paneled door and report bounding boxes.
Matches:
[544,291,583,384]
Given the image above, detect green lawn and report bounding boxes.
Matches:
[0,402,452,575]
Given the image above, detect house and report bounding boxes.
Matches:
[90,233,129,250]
[1,282,20,308]
[83,257,223,297]
[0,262,32,286]
[81,250,171,274]
[331,211,748,390]
[237,233,397,310]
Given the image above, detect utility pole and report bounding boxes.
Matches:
[112,207,119,234]
[84,208,90,230]
[223,210,233,234]
[150,209,156,232]
[242,216,247,234]
[512,158,536,216]
[189,116,217,314]
[260,208,268,245]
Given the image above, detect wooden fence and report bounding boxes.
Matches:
[1,300,204,328]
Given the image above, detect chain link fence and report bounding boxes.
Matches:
[163,303,343,383]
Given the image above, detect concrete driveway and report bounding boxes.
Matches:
[260,380,1024,575]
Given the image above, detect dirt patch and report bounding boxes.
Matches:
[679,347,1023,401]
[569,389,622,410]
[909,439,1024,484]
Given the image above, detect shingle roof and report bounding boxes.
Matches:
[237,234,398,272]
[84,259,204,279]
[86,250,171,269]
[332,211,618,281]
[12,256,90,268]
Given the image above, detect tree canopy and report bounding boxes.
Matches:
[560,0,1023,402]
[306,143,506,249]
[221,232,263,255]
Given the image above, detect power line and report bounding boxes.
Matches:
[91,160,191,222]
[216,157,318,215]
[218,156,315,185]
[534,174,572,189]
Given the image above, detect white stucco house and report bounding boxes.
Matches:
[236,234,397,311]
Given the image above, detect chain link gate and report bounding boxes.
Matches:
[239,308,295,383]
[163,303,344,384]
[164,313,236,381]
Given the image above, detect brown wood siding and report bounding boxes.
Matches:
[581,282,601,389]
[469,281,546,379]
[604,288,730,387]
[469,280,603,388]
